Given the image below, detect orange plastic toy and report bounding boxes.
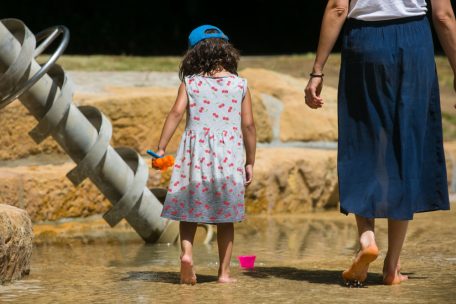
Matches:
[152,155,175,171]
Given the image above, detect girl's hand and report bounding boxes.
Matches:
[156,149,165,157]
[304,77,324,109]
[151,148,166,170]
[245,164,254,186]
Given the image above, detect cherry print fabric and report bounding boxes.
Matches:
[161,74,247,223]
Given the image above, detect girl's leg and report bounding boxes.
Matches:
[343,215,379,284]
[180,221,198,285]
[383,219,409,285]
[217,223,236,283]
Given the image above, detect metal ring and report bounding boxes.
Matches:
[0,25,69,108]
[34,26,65,57]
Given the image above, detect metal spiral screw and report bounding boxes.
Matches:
[0,19,178,243]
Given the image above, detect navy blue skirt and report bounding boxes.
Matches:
[338,16,450,220]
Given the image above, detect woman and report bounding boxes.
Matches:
[305,0,456,285]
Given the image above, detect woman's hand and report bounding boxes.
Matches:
[245,164,254,186]
[304,77,324,109]
[304,0,348,109]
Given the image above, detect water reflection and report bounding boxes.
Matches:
[1,210,455,303]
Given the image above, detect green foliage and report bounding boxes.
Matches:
[39,55,181,72]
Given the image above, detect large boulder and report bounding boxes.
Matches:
[240,68,338,142]
[246,148,338,214]
[0,204,33,284]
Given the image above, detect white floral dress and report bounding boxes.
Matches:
[161,74,247,223]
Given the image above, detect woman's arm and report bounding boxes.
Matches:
[241,88,256,185]
[305,0,349,109]
[156,82,188,155]
[431,0,456,92]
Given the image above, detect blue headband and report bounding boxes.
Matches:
[188,25,229,48]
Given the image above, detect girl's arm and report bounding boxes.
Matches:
[304,0,349,109]
[156,83,188,155]
[431,0,456,92]
[241,88,256,185]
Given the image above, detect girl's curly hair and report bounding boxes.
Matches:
[179,37,240,81]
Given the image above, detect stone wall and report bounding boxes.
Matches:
[0,86,272,161]
[0,148,339,222]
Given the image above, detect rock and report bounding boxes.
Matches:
[79,87,185,155]
[0,160,167,222]
[0,163,111,222]
[0,147,338,221]
[33,216,142,246]
[0,89,183,161]
[245,148,339,214]
[0,100,64,161]
[240,68,338,142]
[0,85,273,161]
[249,89,273,142]
[0,204,33,284]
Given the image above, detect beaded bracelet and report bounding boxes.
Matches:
[310,73,324,78]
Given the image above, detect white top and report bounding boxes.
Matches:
[348,0,427,21]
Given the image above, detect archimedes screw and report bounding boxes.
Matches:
[0,19,178,243]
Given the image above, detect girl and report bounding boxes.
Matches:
[305,0,455,286]
[155,25,256,285]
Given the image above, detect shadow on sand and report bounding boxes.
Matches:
[241,266,386,287]
[121,271,218,284]
[121,268,421,286]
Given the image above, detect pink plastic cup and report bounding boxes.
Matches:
[237,255,256,269]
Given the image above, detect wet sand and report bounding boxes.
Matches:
[1,206,455,303]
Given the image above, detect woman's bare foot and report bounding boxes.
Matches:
[180,254,197,285]
[342,244,379,284]
[383,262,408,285]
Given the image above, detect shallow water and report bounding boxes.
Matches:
[1,209,455,303]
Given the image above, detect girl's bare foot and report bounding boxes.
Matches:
[217,275,237,283]
[180,254,197,285]
[342,244,379,284]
